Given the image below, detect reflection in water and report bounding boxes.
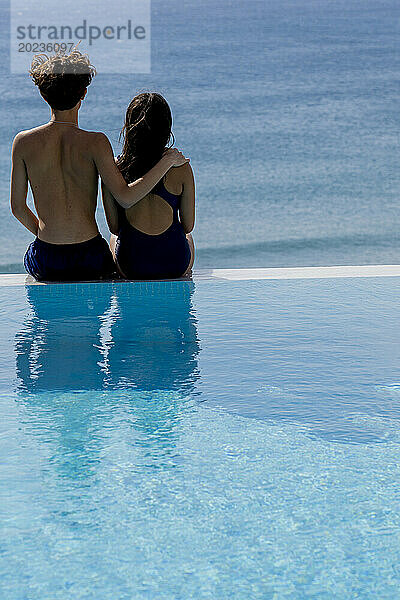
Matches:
[105,282,200,393]
[16,284,112,392]
[16,282,200,393]
[14,281,200,479]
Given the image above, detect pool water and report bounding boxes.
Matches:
[1,276,399,598]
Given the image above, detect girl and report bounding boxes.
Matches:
[102,93,195,279]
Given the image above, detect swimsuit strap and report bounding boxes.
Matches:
[153,179,180,213]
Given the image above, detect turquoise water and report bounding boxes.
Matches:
[1,0,400,271]
[1,277,400,598]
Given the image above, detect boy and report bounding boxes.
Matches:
[10,50,188,281]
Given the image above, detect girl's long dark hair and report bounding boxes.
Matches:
[116,92,174,184]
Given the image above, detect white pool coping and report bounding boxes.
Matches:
[0,265,400,286]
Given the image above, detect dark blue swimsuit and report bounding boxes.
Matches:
[115,179,191,280]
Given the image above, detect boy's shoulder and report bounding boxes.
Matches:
[12,124,51,149]
[13,126,107,148]
[12,128,36,154]
[13,127,37,143]
[14,123,52,137]
[83,130,113,151]
[87,130,109,143]
[14,125,107,138]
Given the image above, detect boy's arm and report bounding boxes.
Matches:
[10,134,39,236]
[101,182,119,235]
[93,133,189,210]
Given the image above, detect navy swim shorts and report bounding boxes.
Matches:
[24,234,116,282]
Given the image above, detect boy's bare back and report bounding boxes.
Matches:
[15,122,101,244]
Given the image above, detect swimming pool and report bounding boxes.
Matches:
[1,269,399,598]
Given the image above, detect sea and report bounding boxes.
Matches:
[0,0,399,272]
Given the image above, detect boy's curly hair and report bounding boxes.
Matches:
[30,50,96,111]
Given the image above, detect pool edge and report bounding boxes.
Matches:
[0,264,400,286]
